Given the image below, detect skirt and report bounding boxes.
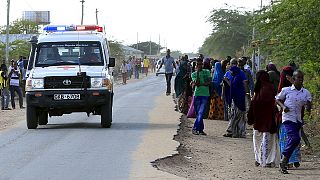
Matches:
[253,129,280,167]
[279,123,301,163]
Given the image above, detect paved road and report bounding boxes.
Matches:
[0,75,182,180]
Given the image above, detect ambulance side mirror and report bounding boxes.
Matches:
[108,57,115,67]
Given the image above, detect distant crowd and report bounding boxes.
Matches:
[119,56,158,84]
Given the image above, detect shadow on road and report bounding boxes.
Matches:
[36,122,177,131]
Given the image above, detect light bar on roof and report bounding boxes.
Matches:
[43,25,103,32]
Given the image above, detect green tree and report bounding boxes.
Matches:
[0,19,39,34]
[199,8,252,58]
[253,0,320,123]
[130,41,162,55]
[9,40,31,60]
[108,40,125,76]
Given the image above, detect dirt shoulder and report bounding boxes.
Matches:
[153,115,320,179]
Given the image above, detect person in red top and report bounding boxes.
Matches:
[248,70,278,167]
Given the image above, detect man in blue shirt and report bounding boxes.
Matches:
[158,49,176,96]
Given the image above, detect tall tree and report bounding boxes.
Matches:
[108,40,125,76]
[254,0,320,96]
[0,19,39,34]
[199,8,252,58]
[130,41,162,55]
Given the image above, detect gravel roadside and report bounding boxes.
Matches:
[153,115,320,179]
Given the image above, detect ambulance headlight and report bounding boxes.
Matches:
[26,78,44,90]
[91,77,112,90]
[91,78,103,88]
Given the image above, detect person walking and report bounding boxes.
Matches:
[158,49,176,96]
[248,70,279,167]
[120,60,128,85]
[276,70,312,174]
[191,58,211,135]
[0,63,11,110]
[133,58,140,79]
[221,59,231,121]
[223,62,247,138]
[174,55,191,114]
[143,56,150,76]
[8,60,24,109]
[208,61,224,120]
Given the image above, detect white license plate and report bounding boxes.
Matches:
[54,94,81,100]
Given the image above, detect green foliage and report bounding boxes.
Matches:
[108,40,125,76]
[0,19,39,34]
[253,0,320,125]
[130,41,162,55]
[0,40,30,64]
[9,40,31,60]
[199,8,252,58]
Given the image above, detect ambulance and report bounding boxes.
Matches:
[26,25,115,129]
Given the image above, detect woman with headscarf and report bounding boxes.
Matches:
[266,63,280,93]
[221,59,231,121]
[175,55,192,114]
[223,64,247,138]
[248,70,279,167]
[208,62,224,120]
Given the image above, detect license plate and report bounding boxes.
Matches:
[54,94,81,100]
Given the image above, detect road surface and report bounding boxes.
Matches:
[0,75,183,180]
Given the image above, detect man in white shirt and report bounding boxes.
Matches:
[276,70,312,174]
[8,60,24,109]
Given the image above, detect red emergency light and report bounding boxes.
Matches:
[76,25,103,32]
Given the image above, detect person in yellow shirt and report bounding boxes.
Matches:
[0,63,11,110]
[143,56,150,76]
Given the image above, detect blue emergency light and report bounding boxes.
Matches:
[43,25,103,32]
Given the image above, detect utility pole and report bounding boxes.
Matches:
[136,32,139,50]
[5,0,10,65]
[149,36,152,55]
[80,0,85,25]
[158,34,160,55]
[251,9,256,78]
[95,8,99,25]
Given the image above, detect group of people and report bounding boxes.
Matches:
[119,56,157,84]
[0,57,27,110]
[170,54,312,174]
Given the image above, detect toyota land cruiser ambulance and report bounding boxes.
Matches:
[26,25,115,129]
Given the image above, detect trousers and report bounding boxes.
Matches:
[9,85,23,108]
[1,87,10,109]
[165,73,173,93]
[193,96,209,132]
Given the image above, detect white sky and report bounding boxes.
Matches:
[0,0,269,53]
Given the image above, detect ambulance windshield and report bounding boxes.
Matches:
[35,41,103,67]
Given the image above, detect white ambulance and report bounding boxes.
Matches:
[26,25,115,129]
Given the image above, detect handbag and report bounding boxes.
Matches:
[187,96,196,118]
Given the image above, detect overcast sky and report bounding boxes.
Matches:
[0,0,269,53]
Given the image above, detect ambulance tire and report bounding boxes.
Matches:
[27,106,38,129]
[38,111,48,125]
[101,102,112,128]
